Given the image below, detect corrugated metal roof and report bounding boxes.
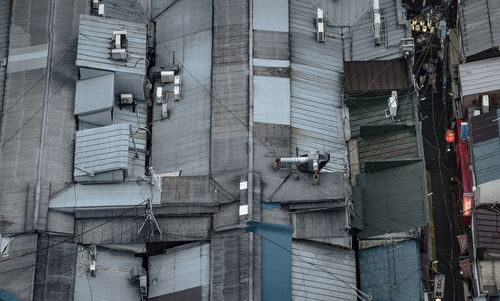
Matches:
[76,15,147,75]
[319,0,371,26]
[0,234,37,301]
[348,0,410,61]
[347,93,417,138]
[475,206,500,253]
[292,240,357,301]
[74,123,146,181]
[470,109,499,145]
[149,242,210,300]
[355,160,428,239]
[359,239,423,301]
[290,0,347,172]
[74,246,142,301]
[292,210,349,241]
[470,110,500,185]
[74,73,114,117]
[49,181,160,209]
[100,0,150,24]
[459,0,500,58]
[0,0,11,125]
[254,76,290,125]
[344,60,409,94]
[459,57,500,97]
[152,0,211,176]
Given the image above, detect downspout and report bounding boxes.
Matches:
[34,0,55,230]
[248,0,254,300]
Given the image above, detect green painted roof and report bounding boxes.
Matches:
[354,160,428,239]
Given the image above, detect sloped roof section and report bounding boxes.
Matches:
[459,0,500,58]
[459,57,500,97]
[470,109,500,185]
[355,160,428,239]
[344,60,409,94]
[360,239,423,300]
[475,206,500,254]
[74,73,115,116]
[76,15,147,75]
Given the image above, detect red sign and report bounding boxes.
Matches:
[457,234,469,255]
[460,259,473,279]
[463,195,474,217]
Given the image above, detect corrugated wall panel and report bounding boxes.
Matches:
[149,242,210,300]
[292,240,357,301]
[152,0,211,176]
[290,0,347,172]
[459,57,500,97]
[0,0,11,126]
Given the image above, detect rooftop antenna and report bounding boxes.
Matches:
[138,198,162,242]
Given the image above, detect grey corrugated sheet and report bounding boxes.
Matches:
[347,94,417,138]
[210,0,249,195]
[348,0,410,61]
[292,240,357,301]
[74,246,142,301]
[49,181,160,209]
[253,0,288,32]
[76,15,147,75]
[315,0,370,26]
[475,206,500,253]
[74,124,130,178]
[0,234,37,301]
[100,0,150,24]
[359,239,423,301]
[470,109,500,185]
[74,216,211,244]
[210,230,242,300]
[290,0,347,172]
[152,0,211,176]
[459,0,500,58]
[0,0,11,124]
[39,236,77,301]
[161,176,235,205]
[292,210,350,242]
[459,57,500,97]
[254,76,290,125]
[355,160,428,239]
[149,242,210,300]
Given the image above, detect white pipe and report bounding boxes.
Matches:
[279,157,309,164]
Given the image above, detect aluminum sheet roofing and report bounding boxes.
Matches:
[475,206,500,254]
[74,73,114,116]
[76,14,147,75]
[470,109,500,185]
[459,57,500,97]
[459,0,500,58]
[344,60,410,94]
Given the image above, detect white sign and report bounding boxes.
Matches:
[434,274,445,298]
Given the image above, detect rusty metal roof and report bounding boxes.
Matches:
[470,109,500,145]
[344,60,410,95]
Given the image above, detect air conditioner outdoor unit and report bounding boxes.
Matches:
[111,48,127,61]
[373,0,381,45]
[89,245,97,261]
[316,8,325,43]
[161,103,169,119]
[174,76,181,101]
[482,95,489,113]
[120,94,134,105]
[111,31,127,61]
[139,275,147,299]
[385,90,398,118]
[89,260,97,277]
[91,0,99,9]
[160,71,175,83]
[155,87,164,104]
[98,3,105,16]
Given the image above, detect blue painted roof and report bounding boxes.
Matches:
[359,240,424,301]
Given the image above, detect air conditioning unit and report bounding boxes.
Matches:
[161,103,169,119]
[482,95,489,113]
[89,260,97,277]
[98,3,105,16]
[139,275,147,299]
[316,8,325,43]
[174,76,181,101]
[89,245,97,261]
[373,0,381,45]
[160,71,175,83]
[120,94,134,105]
[91,0,99,9]
[110,31,127,61]
[385,91,398,118]
[155,87,164,104]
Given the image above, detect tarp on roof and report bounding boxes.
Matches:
[344,60,410,95]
